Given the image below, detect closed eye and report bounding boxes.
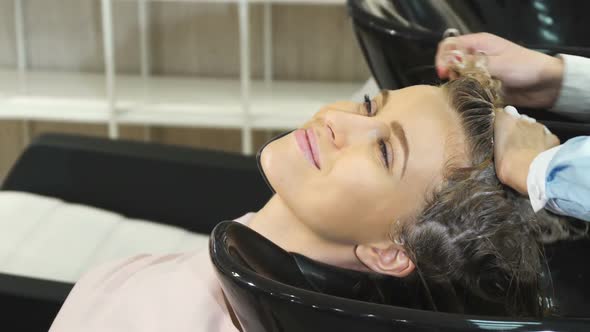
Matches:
[363,95,391,169]
[378,139,392,169]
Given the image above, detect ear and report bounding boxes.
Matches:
[355,242,415,277]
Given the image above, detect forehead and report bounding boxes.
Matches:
[379,85,449,117]
[379,84,461,130]
[377,85,460,133]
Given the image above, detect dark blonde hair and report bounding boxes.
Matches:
[396,65,585,317]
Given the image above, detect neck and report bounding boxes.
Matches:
[248,195,365,271]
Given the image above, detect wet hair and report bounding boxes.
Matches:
[396,63,586,317]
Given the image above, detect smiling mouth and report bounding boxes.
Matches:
[295,128,321,170]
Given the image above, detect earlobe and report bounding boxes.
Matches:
[355,243,415,278]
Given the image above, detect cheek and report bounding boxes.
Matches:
[260,133,313,193]
[287,156,397,244]
[262,136,399,244]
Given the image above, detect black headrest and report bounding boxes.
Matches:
[348,0,590,51]
[210,221,590,332]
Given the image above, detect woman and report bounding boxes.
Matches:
[50,60,567,332]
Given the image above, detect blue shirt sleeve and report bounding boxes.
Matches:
[545,136,590,221]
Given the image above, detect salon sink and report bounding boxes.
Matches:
[211,221,590,332]
[210,113,590,331]
[348,0,590,91]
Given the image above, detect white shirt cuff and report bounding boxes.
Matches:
[527,145,563,212]
[552,54,590,114]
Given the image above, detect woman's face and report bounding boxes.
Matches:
[260,85,467,245]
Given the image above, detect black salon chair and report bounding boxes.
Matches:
[348,0,590,123]
[211,221,590,332]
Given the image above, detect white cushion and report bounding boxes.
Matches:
[0,191,209,283]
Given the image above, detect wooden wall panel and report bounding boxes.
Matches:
[0,1,16,67]
[113,1,141,74]
[150,126,242,152]
[273,5,369,81]
[28,121,107,138]
[1,2,370,79]
[0,121,24,181]
[149,127,276,153]
[135,3,371,80]
[24,0,104,72]
[149,2,244,77]
[0,120,278,182]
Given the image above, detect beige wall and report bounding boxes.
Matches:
[0,1,369,79]
[0,1,371,180]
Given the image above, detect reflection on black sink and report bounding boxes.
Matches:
[348,0,590,89]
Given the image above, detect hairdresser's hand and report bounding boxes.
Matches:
[494,107,560,195]
[435,33,564,109]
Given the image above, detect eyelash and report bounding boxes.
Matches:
[364,94,391,169]
[364,94,374,116]
[379,141,390,169]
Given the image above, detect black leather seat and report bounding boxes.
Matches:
[211,221,590,332]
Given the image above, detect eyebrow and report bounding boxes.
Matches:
[390,121,409,177]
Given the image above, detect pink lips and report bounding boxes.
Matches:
[294,128,321,169]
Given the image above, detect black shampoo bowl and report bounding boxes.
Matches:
[211,221,590,332]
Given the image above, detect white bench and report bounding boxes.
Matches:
[0,191,209,283]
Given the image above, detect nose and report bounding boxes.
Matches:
[323,109,390,149]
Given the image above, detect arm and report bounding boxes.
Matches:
[528,136,590,221]
[552,54,590,116]
[436,33,590,114]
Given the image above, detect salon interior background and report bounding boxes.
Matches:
[0,0,370,181]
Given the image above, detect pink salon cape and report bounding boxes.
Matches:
[49,214,254,332]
